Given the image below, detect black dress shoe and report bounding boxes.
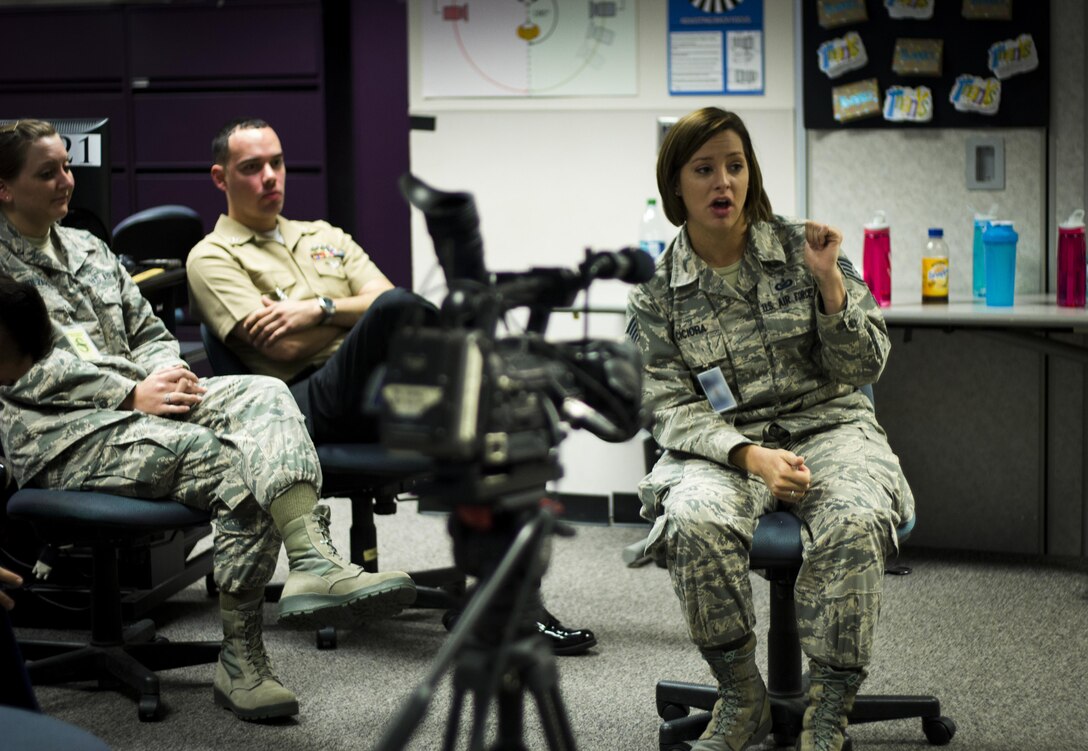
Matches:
[441,608,598,656]
[537,608,596,656]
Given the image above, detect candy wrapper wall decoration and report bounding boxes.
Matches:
[949,74,1001,115]
[962,0,1013,20]
[832,78,882,122]
[892,38,943,76]
[988,34,1040,80]
[885,0,935,21]
[818,0,868,29]
[883,85,933,122]
[818,31,869,79]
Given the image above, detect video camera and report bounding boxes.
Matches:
[379,174,652,502]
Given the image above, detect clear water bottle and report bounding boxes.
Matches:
[1057,209,1086,308]
[921,228,949,303]
[972,208,996,299]
[862,210,891,307]
[639,198,671,261]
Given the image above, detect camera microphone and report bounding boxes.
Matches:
[580,248,656,285]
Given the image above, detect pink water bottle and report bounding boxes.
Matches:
[863,211,891,307]
[1057,209,1086,308]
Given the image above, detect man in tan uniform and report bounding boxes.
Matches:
[187,118,431,445]
[187,119,598,655]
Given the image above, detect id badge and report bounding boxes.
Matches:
[697,366,737,413]
[61,324,101,361]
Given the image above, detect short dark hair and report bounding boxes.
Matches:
[0,119,59,181]
[656,107,773,227]
[0,272,52,362]
[212,118,272,165]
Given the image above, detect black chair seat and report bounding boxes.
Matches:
[317,443,434,479]
[7,489,220,721]
[8,489,210,539]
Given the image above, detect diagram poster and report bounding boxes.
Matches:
[668,0,764,96]
[420,1,637,98]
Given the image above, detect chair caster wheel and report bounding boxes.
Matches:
[923,716,956,745]
[138,695,161,721]
[316,626,337,650]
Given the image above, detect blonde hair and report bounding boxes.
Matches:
[0,119,59,180]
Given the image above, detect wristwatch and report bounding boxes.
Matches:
[317,295,336,324]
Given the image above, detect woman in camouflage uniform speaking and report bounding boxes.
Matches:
[0,120,416,722]
[626,108,914,751]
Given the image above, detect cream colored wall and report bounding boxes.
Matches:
[406,1,798,310]
[807,128,1046,302]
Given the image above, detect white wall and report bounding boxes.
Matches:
[406,1,798,505]
[407,1,798,308]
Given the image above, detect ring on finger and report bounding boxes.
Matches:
[789,490,796,499]
[164,392,173,405]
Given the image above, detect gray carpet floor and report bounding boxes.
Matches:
[18,496,1088,750]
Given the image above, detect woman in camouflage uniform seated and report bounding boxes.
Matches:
[627,108,914,751]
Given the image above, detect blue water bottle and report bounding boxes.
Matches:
[983,221,1018,307]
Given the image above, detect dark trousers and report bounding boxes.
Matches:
[292,287,437,445]
[0,609,38,711]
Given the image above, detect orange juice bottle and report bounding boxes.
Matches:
[922,228,949,303]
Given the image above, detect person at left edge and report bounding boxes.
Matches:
[186,117,596,655]
[0,119,417,722]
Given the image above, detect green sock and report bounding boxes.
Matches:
[269,483,319,535]
[220,588,265,612]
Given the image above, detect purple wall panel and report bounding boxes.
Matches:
[0,9,124,82]
[134,173,327,236]
[351,0,411,287]
[0,93,128,167]
[132,92,326,166]
[128,5,320,80]
[110,174,131,231]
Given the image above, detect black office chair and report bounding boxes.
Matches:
[651,387,956,749]
[112,205,205,332]
[111,205,204,267]
[198,324,463,648]
[6,489,221,722]
[655,512,955,749]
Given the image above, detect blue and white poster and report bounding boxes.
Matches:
[668,0,764,96]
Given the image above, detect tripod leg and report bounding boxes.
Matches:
[528,662,577,751]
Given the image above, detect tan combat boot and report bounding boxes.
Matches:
[692,633,773,751]
[213,596,299,721]
[795,662,866,751]
[278,504,417,629]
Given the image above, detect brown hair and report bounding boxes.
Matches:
[0,119,59,181]
[212,117,272,165]
[656,107,773,227]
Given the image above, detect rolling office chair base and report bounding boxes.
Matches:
[20,620,220,722]
[656,680,956,749]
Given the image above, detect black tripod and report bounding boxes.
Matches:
[375,486,577,751]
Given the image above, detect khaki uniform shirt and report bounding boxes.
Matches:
[626,216,891,468]
[187,215,386,382]
[0,221,186,485]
